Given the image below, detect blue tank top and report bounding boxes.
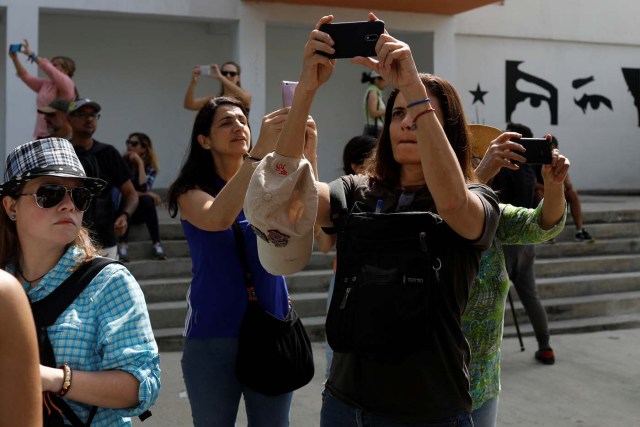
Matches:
[181,209,290,338]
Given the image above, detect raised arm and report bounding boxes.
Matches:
[275,15,336,229]
[354,12,487,240]
[178,108,289,231]
[538,147,570,229]
[211,64,252,109]
[38,58,75,99]
[183,66,214,111]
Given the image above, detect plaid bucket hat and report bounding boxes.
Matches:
[0,138,107,197]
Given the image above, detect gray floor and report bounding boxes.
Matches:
[134,328,640,426]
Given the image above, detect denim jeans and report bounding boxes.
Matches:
[182,337,293,427]
[321,389,474,427]
[471,397,498,427]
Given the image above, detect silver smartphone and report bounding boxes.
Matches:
[199,65,212,76]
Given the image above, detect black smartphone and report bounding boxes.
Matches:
[512,138,553,164]
[9,43,22,53]
[318,20,384,59]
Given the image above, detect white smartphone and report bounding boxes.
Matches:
[199,65,212,76]
[282,81,298,108]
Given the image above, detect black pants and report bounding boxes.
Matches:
[121,194,161,243]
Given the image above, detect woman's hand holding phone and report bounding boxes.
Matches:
[252,108,290,158]
[298,15,336,93]
[352,13,422,97]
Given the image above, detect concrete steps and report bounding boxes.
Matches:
[131,203,640,351]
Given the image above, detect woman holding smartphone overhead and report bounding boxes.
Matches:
[247,13,500,426]
[183,61,252,111]
[8,40,76,138]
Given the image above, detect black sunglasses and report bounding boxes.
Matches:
[19,184,92,212]
[221,70,239,77]
[126,139,140,147]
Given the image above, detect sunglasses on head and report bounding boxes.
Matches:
[19,184,92,212]
[126,139,140,147]
[221,70,238,77]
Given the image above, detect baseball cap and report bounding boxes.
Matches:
[244,152,318,276]
[68,98,102,114]
[468,124,503,159]
[37,98,70,114]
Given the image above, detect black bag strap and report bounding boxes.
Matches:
[31,258,117,329]
[329,178,349,227]
[231,221,257,301]
[31,257,116,427]
[31,257,152,425]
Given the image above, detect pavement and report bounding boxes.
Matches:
[134,329,640,426]
[133,193,640,426]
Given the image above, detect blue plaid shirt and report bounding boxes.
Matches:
[14,246,161,426]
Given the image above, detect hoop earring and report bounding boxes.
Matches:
[10,214,16,221]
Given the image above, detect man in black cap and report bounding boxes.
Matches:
[68,98,138,259]
[37,99,72,139]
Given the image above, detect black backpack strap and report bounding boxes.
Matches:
[329,178,349,227]
[31,257,119,331]
[31,257,119,427]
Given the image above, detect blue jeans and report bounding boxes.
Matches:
[471,397,498,427]
[321,388,474,427]
[182,337,293,427]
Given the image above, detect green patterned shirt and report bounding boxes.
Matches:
[462,201,566,410]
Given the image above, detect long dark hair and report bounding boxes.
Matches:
[342,135,377,175]
[368,73,476,188]
[167,97,248,218]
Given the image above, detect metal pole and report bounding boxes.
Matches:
[508,288,525,351]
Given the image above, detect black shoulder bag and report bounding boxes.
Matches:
[231,221,315,396]
[30,257,152,426]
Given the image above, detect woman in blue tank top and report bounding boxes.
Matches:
[166,98,294,426]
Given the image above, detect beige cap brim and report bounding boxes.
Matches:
[469,124,503,159]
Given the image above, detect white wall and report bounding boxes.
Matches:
[38,12,236,188]
[24,0,640,190]
[455,1,640,190]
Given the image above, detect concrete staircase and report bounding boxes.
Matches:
[503,208,640,339]
[130,201,640,351]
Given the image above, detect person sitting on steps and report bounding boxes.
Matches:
[118,132,166,261]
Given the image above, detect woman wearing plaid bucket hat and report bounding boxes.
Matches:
[0,138,160,426]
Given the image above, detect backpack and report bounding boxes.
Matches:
[325,179,451,357]
[30,258,152,426]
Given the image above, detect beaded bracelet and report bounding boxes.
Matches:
[410,107,437,131]
[28,53,38,63]
[406,98,431,109]
[56,364,72,397]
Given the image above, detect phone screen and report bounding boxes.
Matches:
[199,65,211,76]
[9,44,22,53]
[513,138,553,164]
[282,81,298,108]
[318,20,384,59]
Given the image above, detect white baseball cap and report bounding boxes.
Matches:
[244,152,318,276]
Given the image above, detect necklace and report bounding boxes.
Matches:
[16,264,47,285]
